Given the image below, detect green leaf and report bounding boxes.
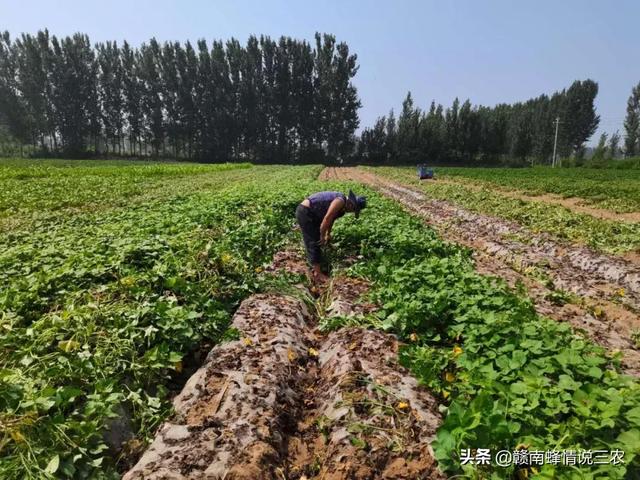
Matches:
[627,407,640,427]
[168,351,183,363]
[45,455,60,474]
[510,350,527,369]
[616,429,640,454]
[510,382,529,394]
[558,375,580,391]
[586,366,602,379]
[349,436,367,449]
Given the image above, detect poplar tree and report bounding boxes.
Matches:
[49,34,97,156]
[0,31,29,146]
[608,131,620,159]
[176,41,197,159]
[624,82,640,156]
[138,39,164,156]
[97,41,124,154]
[564,79,600,157]
[397,91,419,162]
[15,32,50,148]
[121,41,142,155]
[591,132,608,162]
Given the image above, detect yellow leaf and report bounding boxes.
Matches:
[452,345,463,357]
[409,333,418,342]
[174,361,183,373]
[308,347,319,357]
[348,342,358,351]
[243,337,253,346]
[288,348,297,362]
[58,340,80,352]
[442,390,450,399]
[397,401,410,410]
[618,288,626,297]
[10,430,25,443]
[445,371,455,383]
[255,266,263,273]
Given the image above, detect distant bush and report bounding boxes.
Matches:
[555,156,640,169]
[583,157,640,169]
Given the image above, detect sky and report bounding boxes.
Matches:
[2,0,638,145]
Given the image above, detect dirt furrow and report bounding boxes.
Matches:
[321,167,640,375]
[285,327,443,480]
[283,275,444,479]
[124,252,444,479]
[123,293,316,479]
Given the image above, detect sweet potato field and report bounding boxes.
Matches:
[1,160,640,479]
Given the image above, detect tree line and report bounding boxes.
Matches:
[356,80,602,165]
[0,30,360,162]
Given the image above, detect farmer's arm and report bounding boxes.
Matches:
[320,197,345,243]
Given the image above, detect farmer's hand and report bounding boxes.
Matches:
[319,226,330,245]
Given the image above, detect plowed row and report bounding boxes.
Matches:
[125,253,443,479]
[321,167,640,375]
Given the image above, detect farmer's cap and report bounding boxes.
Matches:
[348,189,367,218]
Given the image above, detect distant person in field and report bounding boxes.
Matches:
[296,190,367,283]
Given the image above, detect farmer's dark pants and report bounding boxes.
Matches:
[296,204,322,264]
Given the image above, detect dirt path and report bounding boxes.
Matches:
[321,167,640,375]
[124,251,444,479]
[434,176,640,223]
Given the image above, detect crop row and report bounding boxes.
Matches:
[324,183,640,479]
[434,166,640,214]
[369,166,640,254]
[0,163,321,479]
[0,159,252,227]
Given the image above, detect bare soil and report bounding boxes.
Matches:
[284,327,443,480]
[321,167,640,375]
[324,275,378,318]
[124,251,444,479]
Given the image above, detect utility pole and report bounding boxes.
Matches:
[552,116,560,167]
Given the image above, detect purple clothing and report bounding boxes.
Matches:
[306,191,346,220]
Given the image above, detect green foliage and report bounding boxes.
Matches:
[2,160,638,479]
[624,82,640,156]
[588,132,608,166]
[608,130,621,159]
[332,191,640,479]
[0,160,322,479]
[357,80,601,165]
[428,165,640,213]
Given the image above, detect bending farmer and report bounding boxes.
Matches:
[296,190,367,283]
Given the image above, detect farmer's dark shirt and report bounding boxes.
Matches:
[306,191,346,220]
